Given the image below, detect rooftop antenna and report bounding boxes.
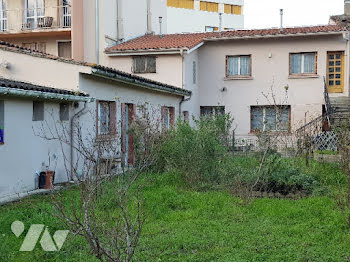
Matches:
[280,9,284,32]
[219,13,223,36]
[159,16,163,38]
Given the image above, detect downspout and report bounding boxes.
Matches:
[96,0,100,64]
[70,102,88,181]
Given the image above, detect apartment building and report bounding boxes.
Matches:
[105,25,350,136]
[0,0,72,57]
[166,0,244,33]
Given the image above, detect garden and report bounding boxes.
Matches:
[1,114,350,261]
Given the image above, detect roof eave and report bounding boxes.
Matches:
[90,69,191,97]
[0,87,92,102]
[204,31,346,42]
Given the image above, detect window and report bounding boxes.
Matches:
[25,0,44,29]
[224,4,242,15]
[193,61,197,84]
[226,55,251,77]
[251,106,290,132]
[133,56,156,73]
[183,111,189,122]
[167,0,194,9]
[22,42,46,53]
[162,106,175,130]
[0,0,7,32]
[205,26,218,32]
[58,41,72,58]
[33,101,44,121]
[200,1,219,12]
[59,103,69,121]
[97,101,116,136]
[200,106,225,117]
[0,100,4,144]
[290,52,317,75]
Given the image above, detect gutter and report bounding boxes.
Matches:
[0,87,92,102]
[90,69,191,97]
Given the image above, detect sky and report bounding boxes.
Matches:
[244,0,344,29]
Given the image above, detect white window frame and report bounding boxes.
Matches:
[25,0,44,29]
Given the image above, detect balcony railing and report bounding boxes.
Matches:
[0,5,71,33]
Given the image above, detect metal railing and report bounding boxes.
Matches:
[0,5,71,33]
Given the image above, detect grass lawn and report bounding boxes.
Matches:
[0,159,350,261]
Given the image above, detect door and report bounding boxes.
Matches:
[327,51,344,93]
[121,104,135,166]
[58,41,72,58]
[26,0,44,29]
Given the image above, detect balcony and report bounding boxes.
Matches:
[0,5,71,37]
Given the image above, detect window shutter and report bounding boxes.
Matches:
[109,102,116,134]
[147,57,157,73]
[95,100,99,137]
[233,5,241,15]
[129,104,136,165]
[121,103,126,155]
[224,4,231,14]
[170,107,175,126]
[161,106,166,129]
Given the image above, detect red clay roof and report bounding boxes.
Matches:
[106,25,346,52]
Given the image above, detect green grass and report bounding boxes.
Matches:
[0,164,350,261]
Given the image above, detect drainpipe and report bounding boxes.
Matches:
[179,95,192,117]
[280,9,284,32]
[116,0,124,40]
[147,0,152,34]
[70,102,88,181]
[96,0,100,64]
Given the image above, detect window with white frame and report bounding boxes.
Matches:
[226,55,251,77]
[133,56,156,73]
[251,106,290,132]
[162,106,175,130]
[0,0,7,32]
[290,52,317,75]
[25,0,44,29]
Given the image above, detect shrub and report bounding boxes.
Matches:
[156,114,233,186]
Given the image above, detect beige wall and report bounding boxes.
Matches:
[0,49,90,91]
[198,34,349,135]
[7,35,70,56]
[106,54,184,88]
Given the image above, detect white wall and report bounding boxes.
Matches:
[182,49,200,125]
[0,97,75,197]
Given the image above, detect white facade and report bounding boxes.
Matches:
[0,48,186,198]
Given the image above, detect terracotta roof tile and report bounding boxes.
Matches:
[106,25,346,52]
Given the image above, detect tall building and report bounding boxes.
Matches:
[0,0,72,58]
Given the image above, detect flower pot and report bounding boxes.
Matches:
[44,171,55,190]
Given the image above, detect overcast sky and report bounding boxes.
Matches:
[244,0,344,29]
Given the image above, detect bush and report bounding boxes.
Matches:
[155,114,233,186]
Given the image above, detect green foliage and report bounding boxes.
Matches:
[1,172,350,262]
[315,150,338,155]
[155,114,233,186]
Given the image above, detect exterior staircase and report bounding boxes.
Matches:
[329,96,350,126]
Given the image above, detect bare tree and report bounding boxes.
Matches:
[35,107,146,262]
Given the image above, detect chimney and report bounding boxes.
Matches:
[147,0,152,34]
[159,16,163,38]
[345,0,350,16]
[280,9,284,32]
